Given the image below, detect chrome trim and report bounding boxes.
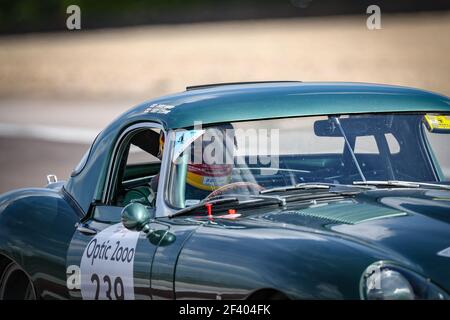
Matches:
[156,129,177,218]
[46,174,58,184]
[122,174,155,185]
[437,247,450,258]
[75,222,98,235]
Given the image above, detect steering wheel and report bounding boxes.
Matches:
[205,182,264,200]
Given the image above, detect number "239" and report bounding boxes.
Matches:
[91,273,124,300]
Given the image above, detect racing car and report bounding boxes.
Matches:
[0,81,449,300]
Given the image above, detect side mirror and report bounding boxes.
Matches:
[121,203,153,232]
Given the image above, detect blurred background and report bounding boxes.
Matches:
[0,0,449,192]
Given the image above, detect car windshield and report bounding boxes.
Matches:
[167,113,450,208]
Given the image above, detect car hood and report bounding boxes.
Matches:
[259,188,450,291]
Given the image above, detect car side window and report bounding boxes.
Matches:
[110,127,164,208]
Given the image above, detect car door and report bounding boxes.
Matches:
[148,217,201,299]
[66,205,161,299]
[66,123,169,300]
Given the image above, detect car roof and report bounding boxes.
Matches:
[119,81,450,130]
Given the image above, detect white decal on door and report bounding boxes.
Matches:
[80,223,139,300]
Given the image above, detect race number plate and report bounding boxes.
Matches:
[80,224,139,300]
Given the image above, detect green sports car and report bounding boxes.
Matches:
[0,81,449,300]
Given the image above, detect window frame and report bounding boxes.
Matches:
[101,123,170,216]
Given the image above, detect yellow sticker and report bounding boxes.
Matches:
[424,114,450,132]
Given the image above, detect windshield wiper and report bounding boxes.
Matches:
[353,180,450,190]
[168,194,287,219]
[260,182,372,195]
[260,183,330,194]
[214,194,287,206]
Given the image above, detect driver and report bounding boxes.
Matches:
[151,126,262,207]
[184,125,235,201]
[150,127,235,204]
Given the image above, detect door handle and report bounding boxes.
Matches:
[75,223,97,235]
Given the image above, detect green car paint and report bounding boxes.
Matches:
[0,82,449,300]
